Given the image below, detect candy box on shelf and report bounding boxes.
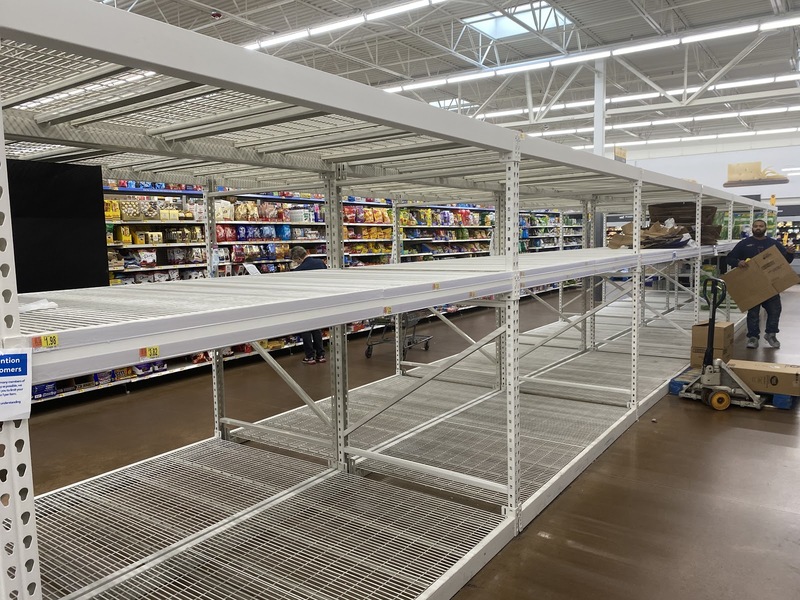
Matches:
[93,371,113,385]
[32,382,58,400]
[112,366,136,381]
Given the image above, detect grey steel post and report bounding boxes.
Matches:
[204,179,227,440]
[631,181,643,412]
[325,168,350,471]
[693,194,703,325]
[499,137,521,530]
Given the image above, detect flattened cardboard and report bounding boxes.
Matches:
[727,359,800,396]
[721,245,799,311]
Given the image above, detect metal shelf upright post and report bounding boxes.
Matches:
[631,181,643,412]
[0,99,43,600]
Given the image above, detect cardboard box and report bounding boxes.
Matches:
[691,321,734,350]
[721,245,799,311]
[690,346,732,369]
[727,359,800,396]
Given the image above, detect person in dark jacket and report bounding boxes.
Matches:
[291,246,327,364]
[726,219,795,349]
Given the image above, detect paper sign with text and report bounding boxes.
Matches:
[0,349,32,420]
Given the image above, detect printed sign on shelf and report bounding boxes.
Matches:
[0,349,32,420]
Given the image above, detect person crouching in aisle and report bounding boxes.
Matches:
[725,219,795,349]
[290,246,327,364]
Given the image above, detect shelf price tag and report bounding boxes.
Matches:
[383,306,393,315]
[140,346,160,359]
[432,283,440,290]
[32,334,59,349]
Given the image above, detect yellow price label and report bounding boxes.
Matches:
[140,346,160,359]
[34,334,59,349]
[432,282,440,290]
[383,306,393,315]
[469,291,477,298]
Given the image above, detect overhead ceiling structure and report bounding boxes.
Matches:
[1,0,796,202]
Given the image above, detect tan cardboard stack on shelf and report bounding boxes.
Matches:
[690,320,734,368]
[721,245,800,311]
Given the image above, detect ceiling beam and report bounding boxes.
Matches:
[1,64,129,109]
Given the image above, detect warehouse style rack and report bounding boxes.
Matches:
[0,2,774,599]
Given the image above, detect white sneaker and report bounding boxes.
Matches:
[765,334,781,349]
[746,337,758,349]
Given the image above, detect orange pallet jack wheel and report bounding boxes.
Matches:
[708,390,731,411]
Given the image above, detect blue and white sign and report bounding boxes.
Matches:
[0,349,32,420]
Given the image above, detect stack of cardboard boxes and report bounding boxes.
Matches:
[690,320,734,369]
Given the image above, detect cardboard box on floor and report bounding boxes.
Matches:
[690,321,734,368]
[721,245,799,311]
[727,359,800,396]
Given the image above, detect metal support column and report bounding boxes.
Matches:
[558,214,565,320]
[593,58,607,156]
[583,199,597,350]
[727,201,734,241]
[693,194,703,324]
[499,138,521,530]
[0,104,42,599]
[325,168,350,470]
[630,181,643,412]
[493,190,506,386]
[203,179,227,440]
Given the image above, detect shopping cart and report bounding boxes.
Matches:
[364,310,432,358]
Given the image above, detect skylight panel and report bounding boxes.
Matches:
[464,2,571,40]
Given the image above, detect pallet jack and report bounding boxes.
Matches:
[678,277,766,410]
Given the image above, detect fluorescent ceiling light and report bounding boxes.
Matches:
[788,172,800,177]
[782,167,800,172]
[682,135,718,142]
[551,50,610,66]
[541,128,577,136]
[756,127,798,135]
[760,16,800,30]
[496,62,550,75]
[612,121,652,129]
[612,39,680,56]
[776,73,800,82]
[694,111,739,121]
[564,100,595,108]
[310,16,365,35]
[718,131,757,138]
[610,92,660,103]
[681,24,758,44]
[243,42,260,50]
[528,132,544,137]
[651,117,693,125]
[714,77,775,90]
[738,107,788,116]
[366,0,430,21]
[575,127,595,133]
[402,78,447,91]
[384,86,404,93]
[788,105,800,111]
[448,71,496,83]
[260,30,309,47]
[665,86,702,95]
[647,137,682,145]
[617,140,648,147]
[484,108,528,118]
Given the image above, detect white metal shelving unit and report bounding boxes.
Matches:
[0,2,775,599]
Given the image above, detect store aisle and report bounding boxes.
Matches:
[28,287,800,600]
[454,286,800,600]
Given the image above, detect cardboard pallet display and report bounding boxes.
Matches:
[721,245,799,312]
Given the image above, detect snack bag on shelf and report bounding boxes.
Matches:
[246,225,259,240]
[231,245,245,263]
[189,248,207,263]
[167,248,187,265]
[181,269,206,280]
[364,207,375,223]
[276,224,291,240]
[259,202,278,221]
[215,224,227,243]
[133,272,154,284]
[167,269,180,281]
[152,271,170,283]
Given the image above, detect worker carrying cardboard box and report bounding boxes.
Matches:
[725,219,796,349]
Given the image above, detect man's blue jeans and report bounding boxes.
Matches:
[746,294,782,338]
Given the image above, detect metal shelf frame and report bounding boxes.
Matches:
[0,2,777,599]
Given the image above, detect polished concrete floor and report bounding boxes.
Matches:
[29,287,800,599]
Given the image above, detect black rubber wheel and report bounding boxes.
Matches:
[365,346,373,358]
[424,341,430,351]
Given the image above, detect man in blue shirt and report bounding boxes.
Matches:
[291,246,327,364]
[726,219,796,349]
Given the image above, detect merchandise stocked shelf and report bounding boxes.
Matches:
[343,238,392,242]
[115,243,207,249]
[107,219,201,225]
[433,251,491,257]
[216,240,322,245]
[401,252,434,258]
[115,263,208,272]
[401,224,491,229]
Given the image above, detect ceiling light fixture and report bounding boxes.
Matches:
[651,117,694,125]
[260,30,309,48]
[384,86,404,93]
[551,50,610,66]
[402,78,447,91]
[366,0,431,21]
[309,16,366,35]
[738,107,788,116]
[717,131,757,138]
[447,71,496,83]
[760,16,800,30]
[681,24,758,44]
[612,39,680,56]
[611,121,652,129]
[610,92,660,103]
[564,100,595,108]
[713,76,775,90]
[496,62,550,75]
